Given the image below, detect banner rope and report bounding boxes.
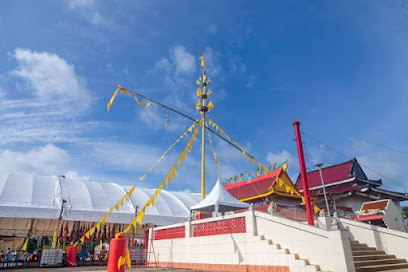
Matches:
[73,121,197,245]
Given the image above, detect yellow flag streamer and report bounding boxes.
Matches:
[199,56,205,67]
[107,120,200,250]
[208,119,232,140]
[134,93,152,108]
[107,89,119,111]
[74,122,199,245]
[52,228,57,248]
[207,125,220,176]
[22,238,28,251]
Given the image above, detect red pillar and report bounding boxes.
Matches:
[107,236,128,272]
[293,118,314,226]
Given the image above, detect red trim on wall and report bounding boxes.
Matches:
[153,226,185,240]
[148,261,289,272]
[193,217,246,237]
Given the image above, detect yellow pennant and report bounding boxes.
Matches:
[128,185,136,195]
[99,240,103,251]
[107,89,119,111]
[207,101,214,111]
[100,215,108,224]
[151,196,155,208]
[95,222,101,231]
[118,255,126,271]
[131,218,137,230]
[80,236,85,243]
[114,203,119,211]
[134,93,152,109]
[22,238,28,251]
[199,56,205,67]
[126,249,131,269]
[140,174,147,181]
[124,224,132,234]
[119,198,124,207]
[197,88,202,97]
[196,99,201,110]
[137,207,146,226]
[118,86,131,94]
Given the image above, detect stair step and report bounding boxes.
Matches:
[355,263,408,272]
[352,246,377,251]
[354,259,407,267]
[354,255,397,261]
[353,250,386,256]
[351,243,369,248]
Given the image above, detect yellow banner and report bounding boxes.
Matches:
[207,125,220,175]
[134,93,152,108]
[107,89,119,111]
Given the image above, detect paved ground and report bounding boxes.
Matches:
[0,267,197,272]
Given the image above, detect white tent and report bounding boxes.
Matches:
[190,179,249,214]
[0,172,201,230]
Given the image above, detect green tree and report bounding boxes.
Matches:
[403,206,408,220]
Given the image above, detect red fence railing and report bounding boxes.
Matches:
[153,226,185,240]
[193,216,246,237]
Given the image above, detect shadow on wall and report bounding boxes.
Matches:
[343,223,385,252]
[167,239,174,267]
[231,234,244,264]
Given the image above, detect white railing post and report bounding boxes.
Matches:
[185,220,191,238]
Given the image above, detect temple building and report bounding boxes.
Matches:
[295,158,408,213]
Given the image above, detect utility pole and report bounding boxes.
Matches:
[293,118,314,226]
[315,163,330,215]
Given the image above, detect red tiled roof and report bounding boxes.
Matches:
[296,160,354,191]
[354,214,384,222]
[312,185,363,196]
[224,168,282,201]
[361,200,389,211]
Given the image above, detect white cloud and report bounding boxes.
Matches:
[0,48,98,145]
[0,144,71,175]
[65,0,105,26]
[349,139,408,189]
[266,150,293,165]
[171,46,196,74]
[64,170,90,180]
[83,141,164,173]
[10,48,91,106]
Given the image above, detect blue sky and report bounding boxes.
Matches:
[0,1,407,194]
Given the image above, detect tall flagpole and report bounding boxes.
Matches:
[196,56,214,199]
[201,108,206,200]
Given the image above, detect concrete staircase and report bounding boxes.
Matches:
[352,240,408,272]
[257,235,326,272]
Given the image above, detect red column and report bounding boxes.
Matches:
[293,118,314,226]
[107,236,128,272]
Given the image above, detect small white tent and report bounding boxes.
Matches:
[190,179,249,214]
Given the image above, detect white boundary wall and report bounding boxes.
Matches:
[255,211,355,272]
[339,217,408,260]
[150,211,355,272]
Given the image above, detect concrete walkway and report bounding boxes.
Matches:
[0,267,196,272]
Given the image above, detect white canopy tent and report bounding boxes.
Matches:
[190,179,249,214]
[0,172,201,236]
